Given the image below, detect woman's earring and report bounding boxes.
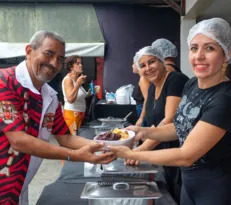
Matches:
[222,63,227,79]
[222,63,227,72]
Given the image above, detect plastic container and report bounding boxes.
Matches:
[105,92,116,104]
[115,84,134,104]
[90,80,95,95]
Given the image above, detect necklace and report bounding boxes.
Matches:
[153,99,156,109]
[153,71,170,109]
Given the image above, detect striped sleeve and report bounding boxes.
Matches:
[0,78,25,132]
[51,104,70,135]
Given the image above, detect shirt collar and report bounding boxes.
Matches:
[15,60,57,96]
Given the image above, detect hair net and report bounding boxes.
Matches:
[187,18,231,62]
[151,38,178,58]
[134,46,164,69]
[133,46,149,64]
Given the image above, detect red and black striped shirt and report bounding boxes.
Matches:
[0,67,69,205]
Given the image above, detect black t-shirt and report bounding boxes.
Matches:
[166,64,181,73]
[145,72,189,127]
[174,77,231,167]
[132,83,144,105]
[144,72,188,200]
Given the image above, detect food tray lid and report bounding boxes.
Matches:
[81,181,162,199]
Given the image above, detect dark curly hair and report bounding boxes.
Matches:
[65,55,81,73]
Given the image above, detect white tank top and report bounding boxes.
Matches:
[62,76,87,112]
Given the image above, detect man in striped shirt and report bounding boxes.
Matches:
[0,30,115,205]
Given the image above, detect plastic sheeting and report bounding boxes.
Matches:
[0,3,105,58]
[0,42,105,58]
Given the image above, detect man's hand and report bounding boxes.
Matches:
[71,143,116,164]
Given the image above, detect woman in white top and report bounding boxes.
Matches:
[62,56,87,134]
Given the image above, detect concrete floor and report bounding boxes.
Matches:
[28,136,63,205]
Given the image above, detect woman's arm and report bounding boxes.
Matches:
[128,123,177,142]
[143,96,181,146]
[138,77,150,121]
[125,123,177,165]
[128,123,178,145]
[158,96,181,126]
[133,96,181,150]
[135,77,150,126]
[64,77,80,103]
[115,121,226,167]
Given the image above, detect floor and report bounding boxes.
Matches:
[28,136,63,205]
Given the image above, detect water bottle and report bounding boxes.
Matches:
[89,80,95,95]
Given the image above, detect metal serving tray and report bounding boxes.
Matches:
[81,181,162,199]
[102,158,159,174]
[97,117,126,125]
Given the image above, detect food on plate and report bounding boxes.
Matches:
[112,128,129,140]
[97,128,129,141]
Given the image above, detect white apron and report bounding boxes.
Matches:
[19,85,59,205]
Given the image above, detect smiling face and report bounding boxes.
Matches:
[26,37,65,87]
[189,34,226,81]
[138,55,165,83]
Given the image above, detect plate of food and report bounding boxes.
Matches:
[94,128,135,150]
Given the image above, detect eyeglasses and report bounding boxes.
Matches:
[76,62,82,65]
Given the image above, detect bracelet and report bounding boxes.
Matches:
[67,150,72,161]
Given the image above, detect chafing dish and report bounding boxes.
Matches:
[81,181,162,199]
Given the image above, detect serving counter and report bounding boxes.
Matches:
[36,127,177,205]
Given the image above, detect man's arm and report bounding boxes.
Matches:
[6,131,115,164]
[6,131,70,160]
[55,134,95,149]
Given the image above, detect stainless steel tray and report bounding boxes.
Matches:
[84,163,102,177]
[97,117,126,125]
[102,158,159,174]
[81,181,162,199]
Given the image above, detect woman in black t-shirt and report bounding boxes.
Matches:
[145,72,188,203]
[109,18,231,205]
[130,45,189,203]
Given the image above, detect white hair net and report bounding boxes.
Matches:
[151,38,178,58]
[133,46,149,64]
[187,18,231,62]
[134,46,164,69]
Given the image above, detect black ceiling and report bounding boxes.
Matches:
[0,0,184,15]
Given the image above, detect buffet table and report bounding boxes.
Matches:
[95,100,138,124]
[36,127,177,205]
[36,161,177,205]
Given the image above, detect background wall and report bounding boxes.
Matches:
[95,4,180,92]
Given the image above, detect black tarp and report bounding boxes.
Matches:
[94,4,180,92]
